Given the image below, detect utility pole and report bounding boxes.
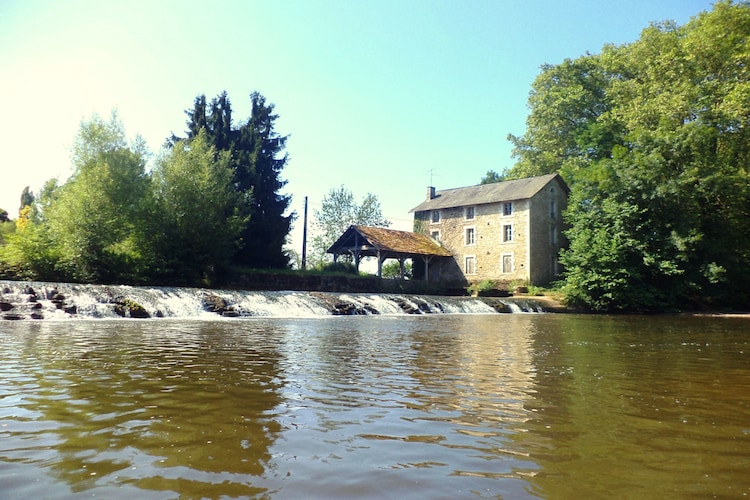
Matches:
[301,196,308,270]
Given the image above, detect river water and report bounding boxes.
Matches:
[1,314,748,498]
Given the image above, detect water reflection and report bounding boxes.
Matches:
[518,315,750,498]
[2,321,284,498]
[2,315,750,498]
[264,315,539,498]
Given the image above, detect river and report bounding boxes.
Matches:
[1,314,748,498]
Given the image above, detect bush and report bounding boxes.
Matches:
[466,279,496,296]
[317,261,359,275]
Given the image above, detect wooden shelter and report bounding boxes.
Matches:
[326,225,452,280]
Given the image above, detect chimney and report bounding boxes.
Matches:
[427,186,436,201]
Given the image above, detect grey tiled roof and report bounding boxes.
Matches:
[410,173,566,212]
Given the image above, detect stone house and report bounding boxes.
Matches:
[409,173,569,287]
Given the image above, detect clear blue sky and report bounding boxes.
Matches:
[0,0,716,251]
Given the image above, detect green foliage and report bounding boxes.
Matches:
[513,0,750,311]
[479,169,505,184]
[1,92,296,286]
[180,91,293,269]
[13,112,152,283]
[315,260,359,275]
[466,279,496,295]
[0,220,61,280]
[507,54,615,180]
[0,113,241,285]
[526,286,545,296]
[0,218,15,249]
[310,186,390,265]
[19,186,34,213]
[381,260,412,279]
[149,130,248,285]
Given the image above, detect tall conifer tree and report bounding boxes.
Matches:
[178,91,294,269]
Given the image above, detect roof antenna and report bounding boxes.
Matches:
[427,168,435,186]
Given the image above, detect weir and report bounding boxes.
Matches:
[0,280,546,320]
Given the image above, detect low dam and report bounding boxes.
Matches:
[0,280,549,320]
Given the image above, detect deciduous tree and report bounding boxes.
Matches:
[479,169,505,184]
[41,112,151,282]
[150,130,247,284]
[311,186,390,264]
[512,0,750,310]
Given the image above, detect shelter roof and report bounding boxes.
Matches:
[410,173,568,212]
[326,225,452,258]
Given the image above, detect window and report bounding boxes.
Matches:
[431,210,441,223]
[550,225,557,244]
[465,255,476,275]
[503,224,513,242]
[503,202,513,216]
[465,227,475,245]
[430,230,440,242]
[501,254,513,274]
[465,206,475,220]
[550,200,556,218]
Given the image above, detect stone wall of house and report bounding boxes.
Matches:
[527,180,567,285]
[418,199,532,286]
[414,177,568,287]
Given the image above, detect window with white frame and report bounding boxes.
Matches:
[464,255,476,275]
[431,210,441,223]
[503,224,513,242]
[503,202,513,216]
[465,226,476,245]
[430,230,440,242]
[465,206,475,220]
[501,253,513,274]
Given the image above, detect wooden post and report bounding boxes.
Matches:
[301,196,308,270]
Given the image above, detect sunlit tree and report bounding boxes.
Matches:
[510,0,750,310]
[41,112,151,282]
[150,130,247,284]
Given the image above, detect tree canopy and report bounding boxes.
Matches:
[179,91,294,269]
[509,0,750,311]
[38,113,151,282]
[149,130,247,284]
[0,90,295,285]
[479,169,505,184]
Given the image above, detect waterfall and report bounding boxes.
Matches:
[0,280,546,320]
